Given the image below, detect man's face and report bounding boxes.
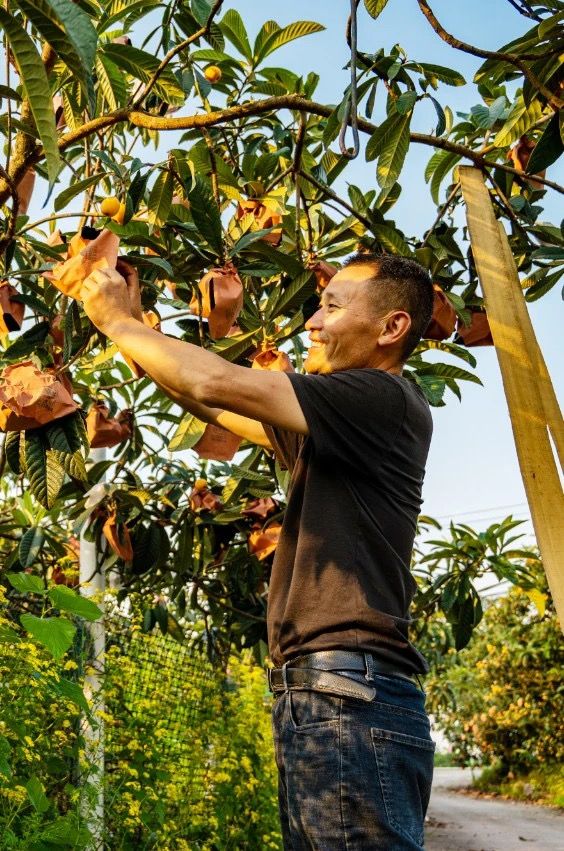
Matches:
[304,264,388,375]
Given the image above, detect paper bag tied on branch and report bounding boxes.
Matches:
[189,479,223,513]
[86,402,132,449]
[424,284,457,341]
[191,262,244,339]
[16,168,35,216]
[251,343,294,373]
[0,281,25,332]
[102,511,133,561]
[309,259,338,291]
[454,310,494,347]
[0,361,77,431]
[194,423,241,461]
[236,199,283,246]
[46,227,120,300]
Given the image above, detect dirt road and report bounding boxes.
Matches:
[426,768,564,851]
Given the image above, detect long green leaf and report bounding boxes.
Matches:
[95,54,128,110]
[256,21,325,63]
[493,95,544,148]
[372,224,411,256]
[0,8,60,185]
[19,527,45,568]
[220,9,252,61]
[526,113,563,174]
[54,174,104,212]
[366,111,411,189]
[46,450,65,508]
[20,614,76,660]
[415,62,466,87]
[168,414,206,452]
[6,572,46,595]
[267,270,315,319]
[188,179,223,255]
[102,43,185,104]
[147,169,173,226]
[14,0,97,103]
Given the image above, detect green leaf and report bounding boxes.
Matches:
[220,9,252,61]
[0,736,11,778]
[526,113,563,174]
[40,814,91,846]
[430,152,460,204]
[102,43,185,104]
[372,224,411,256]
[0,83,21,101]
[52,449,88,482]
[2,320,50,360]
[4,431,21,474]
[0,8,61,185]
[14,0,97,105]
[416,62,465,87]
[48,586,102,622]
[18,527,45,568]
[45,450,65,508]
[188,178,224,255]
[364,0,390,18]
[366,111,411,189]
[396,91,417,115]
[20,614,75,660]
[96,53,127,110]
[412,373,446,406]
[493,95,544,148]
[211,329,256,362]
[168,414,206,452]
[147,169,173,226]
[48,676,91,715]
[26,776,50,814]
[54,174,103,212]
[0,624,20,643]
[255,21,325,63]
[267,270,315,319]
[415,362,482,385]
[6,572,46,595]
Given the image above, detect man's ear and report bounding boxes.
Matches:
[378,310,412,348]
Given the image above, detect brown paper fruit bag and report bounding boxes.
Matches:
[309,259,338,290]
[424,284,457,341]
[0,281,25,332]
[47,228,120,300]
[0,361,77,431]
[194,423,241,461]
[191,262,243,339]
[248,522,282,560]
[454,310,494,347]
[86,402,132,449]
[251,343,294,373]
[237,199,283,246]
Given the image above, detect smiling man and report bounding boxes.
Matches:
[82,253,436,850]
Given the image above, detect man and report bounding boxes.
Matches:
[82,253,436,850]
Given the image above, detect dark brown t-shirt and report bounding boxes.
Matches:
[263,367,433,674]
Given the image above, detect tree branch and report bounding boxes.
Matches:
[416,0,563,109]
[298,170,374,232]
[0,163,19,256]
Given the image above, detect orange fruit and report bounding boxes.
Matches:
[100,196,121,217]
[113,202,126,224]
[194,477,207,491]
[204,65,222,83]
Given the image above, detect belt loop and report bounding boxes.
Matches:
[364,652,375,682]
[282,661,289,690]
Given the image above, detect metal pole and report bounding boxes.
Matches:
[79,447,106,849]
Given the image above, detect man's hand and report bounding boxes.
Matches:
[81,267,134,335]
[116,258,143,322]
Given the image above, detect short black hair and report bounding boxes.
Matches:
[343,252,434,361]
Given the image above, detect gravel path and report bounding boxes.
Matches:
[426,768,564,851]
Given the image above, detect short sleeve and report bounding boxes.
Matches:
[286,368,406,471]
[262,423,303,472]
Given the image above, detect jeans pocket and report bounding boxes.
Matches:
[288,690,341,731]
[371,728,435,847]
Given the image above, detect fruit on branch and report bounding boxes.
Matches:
[0,361,77,431]
[251,342,294,373]
[204,65,222,83]
[236,199,283,246]
[100,196,121,217]
[194,424,241,461]
[424,284,457,340]
[16,168,35,215]
[507,136,546,189]
[86,402,132,449]
[45,227,120,300]
[454,310,494,346]
[0,281,25,332]
[191,262,244,339]
[248,522,282,560]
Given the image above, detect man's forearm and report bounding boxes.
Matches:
[108,317,223,403]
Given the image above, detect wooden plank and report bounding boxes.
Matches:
[459,166,564,630]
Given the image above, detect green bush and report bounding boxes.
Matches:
[425,577,563,777]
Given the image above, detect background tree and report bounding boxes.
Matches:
[0,0,561,656]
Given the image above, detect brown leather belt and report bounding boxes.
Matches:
[268,650,417,702]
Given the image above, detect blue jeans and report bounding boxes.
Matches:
[271,672,435,850]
